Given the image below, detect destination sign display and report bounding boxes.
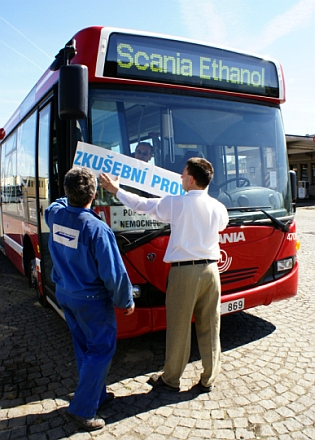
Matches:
[104,33,279,98]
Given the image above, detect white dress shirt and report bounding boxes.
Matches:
[116,188,229,263]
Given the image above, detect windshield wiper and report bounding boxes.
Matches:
[116,225,171,253]
[227,206,289,232]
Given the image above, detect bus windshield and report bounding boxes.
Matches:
[88,88,292,229]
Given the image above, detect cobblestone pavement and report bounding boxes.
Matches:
[0,202,314,440]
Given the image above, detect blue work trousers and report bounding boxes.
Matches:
[56,291,117,418]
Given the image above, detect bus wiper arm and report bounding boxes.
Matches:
[227,206,289,232]
[260,209,290,232]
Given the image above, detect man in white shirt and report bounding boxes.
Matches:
[99,157,229,393]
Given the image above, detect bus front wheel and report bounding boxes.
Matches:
[25,252,49,308]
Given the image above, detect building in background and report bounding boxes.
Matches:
[286,135,315,199]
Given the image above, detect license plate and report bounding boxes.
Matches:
[221,298,245,315]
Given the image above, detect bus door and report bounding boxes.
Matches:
[37,99,78,305]
[37,103,54,300]
[0,144,3,250]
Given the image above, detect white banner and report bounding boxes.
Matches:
[73,141,185,198]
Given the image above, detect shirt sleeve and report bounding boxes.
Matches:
[44,197,68,228]
[93,224,134,309]
[117,188,172,224]
[219,204,229,231]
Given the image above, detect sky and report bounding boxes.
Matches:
[0,0,314,136]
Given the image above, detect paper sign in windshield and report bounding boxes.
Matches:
[73,141,184,198]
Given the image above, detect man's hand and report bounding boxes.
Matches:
[125,303,135,315]
[99,173,120,196]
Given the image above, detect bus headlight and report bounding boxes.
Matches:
[132,285,141,298]
[276,257,293,272]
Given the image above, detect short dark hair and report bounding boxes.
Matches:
[136,142,153,152]
[64,167,96,207]
[186,157,214,188]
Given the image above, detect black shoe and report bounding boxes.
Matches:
[198,379,213,393]
[66,411,105,431]
[148,374,180,392]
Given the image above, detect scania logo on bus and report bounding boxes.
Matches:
[147,253,156,262]
[218,249,232,273]
[219,231,246,244]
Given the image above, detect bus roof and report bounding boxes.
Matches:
[1,26,285,139]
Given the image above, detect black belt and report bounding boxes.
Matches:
[171,259,216,267]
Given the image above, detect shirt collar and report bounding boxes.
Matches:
[186,189,208,196]
[66,204,102,220]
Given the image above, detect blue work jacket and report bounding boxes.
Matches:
[45,197,133,309]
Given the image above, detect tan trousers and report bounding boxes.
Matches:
[162,262,221,389]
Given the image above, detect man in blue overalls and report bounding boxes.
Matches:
[45,166,134,431]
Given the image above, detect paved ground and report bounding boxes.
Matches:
[0,201,314,440]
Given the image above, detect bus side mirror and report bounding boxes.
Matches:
[58,64,88,120]
[290,170,297,201]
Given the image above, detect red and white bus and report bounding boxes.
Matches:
[0,26,299,338]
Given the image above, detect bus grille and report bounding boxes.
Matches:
[220,267,258,286]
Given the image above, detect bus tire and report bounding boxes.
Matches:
[25,249,49,308]
[27,254,37,289]
[37,289,50,309]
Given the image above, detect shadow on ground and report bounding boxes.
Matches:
[0,251,278,437]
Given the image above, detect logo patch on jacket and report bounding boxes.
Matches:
[53,224,79,249]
